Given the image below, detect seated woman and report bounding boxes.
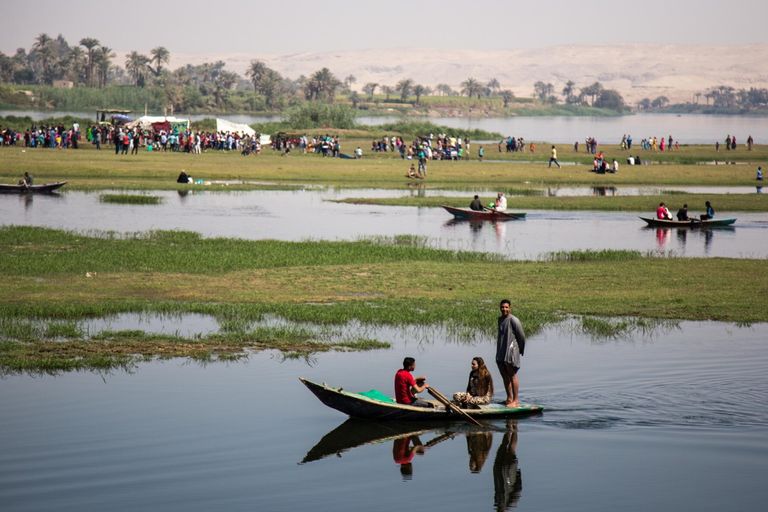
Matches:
[453,357,494,408]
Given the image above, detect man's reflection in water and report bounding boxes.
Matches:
[493,420,522,511]
[704,229,714,255]
[392,434,424,480]
[676,228,687,250]
[466,431,493,473]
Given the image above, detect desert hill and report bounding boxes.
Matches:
[163,44,768,105]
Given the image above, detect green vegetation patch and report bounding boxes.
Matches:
[99,193,163,205]
[0,322,392,375]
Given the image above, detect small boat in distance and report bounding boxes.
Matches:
[442,205,526,221]
[300,377,543,421]
[0,181,67,194]
[639,216,736,228]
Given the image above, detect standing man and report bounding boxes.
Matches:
[496,299,526,408]
[394,357,433,408]
[548,145,561,168]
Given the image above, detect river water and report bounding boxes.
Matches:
[1,320,766,511]
[2,110,765,144]
[2,189,767,259]
[2,166,767,509]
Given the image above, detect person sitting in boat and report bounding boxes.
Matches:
[394,357,433,408]
[699,201,715,221]
[656,202,672,220]
[676,204,690,221]
[177,170,192,184]
[469,195,484,211]
[19,172,33,187]
[495,192,507,212]
[453,357,494,408]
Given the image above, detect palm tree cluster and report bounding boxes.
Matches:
[0,34,116,87]
[638,85,768,111]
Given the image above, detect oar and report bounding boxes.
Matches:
[427,387,483,427]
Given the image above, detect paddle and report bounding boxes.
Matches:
[427,387,483,427]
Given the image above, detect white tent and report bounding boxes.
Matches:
[216,118,255,137]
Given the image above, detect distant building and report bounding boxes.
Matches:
[52,80,74,89]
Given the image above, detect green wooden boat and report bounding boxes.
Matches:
[639,216,736,228]
[300,377,543,421]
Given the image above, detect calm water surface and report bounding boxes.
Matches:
[2,189,767,259]
[1,320,766,511]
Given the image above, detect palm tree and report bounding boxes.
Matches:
[32,33,55,84]
[562,80,576,104]
[460,77,482,98]
[125,51,150,86]
[79,37,100,86]
[396,78,413,102]
[436,83,455,96]
[580,82,603,106]
[246,60,269,91]
[487,78,500,95]
[303,68,341,102]
[413,84,429,105]
[344,74,356,90]
[150,46,170,76]
[94,46,114,87]
[363,82,378,99]
[500,90,515,108]
[65,46,86,84]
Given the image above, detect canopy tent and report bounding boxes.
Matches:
[125,116,189,133]
[216,118,254,136]
[214,119,271,144]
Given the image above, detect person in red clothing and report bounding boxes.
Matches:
[394,357,433,408]
[656,202,672,220]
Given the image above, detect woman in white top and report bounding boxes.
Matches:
[495,192,507,211]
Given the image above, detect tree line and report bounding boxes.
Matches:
[637,85,768,112]
[0,33,628,113]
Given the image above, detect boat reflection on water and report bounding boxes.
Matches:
[301,419,523,509]
[444,218,509,244]
[646,225,732,254]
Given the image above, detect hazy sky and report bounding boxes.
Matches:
[2,0,767,55]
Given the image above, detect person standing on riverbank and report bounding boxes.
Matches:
[757,166,763,181]
[548,145,560,168]
[496,299,526,408]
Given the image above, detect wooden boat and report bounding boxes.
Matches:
[300,377,543,421]
[0,181,67,194]
[442,205,526,221]
[639,216,736,228]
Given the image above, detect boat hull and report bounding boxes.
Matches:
[0,181,67,194]
[442,205,526,221]
[300,378,543,421]
[639,216,736,228]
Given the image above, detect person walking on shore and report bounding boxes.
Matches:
[548,145,560,168]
